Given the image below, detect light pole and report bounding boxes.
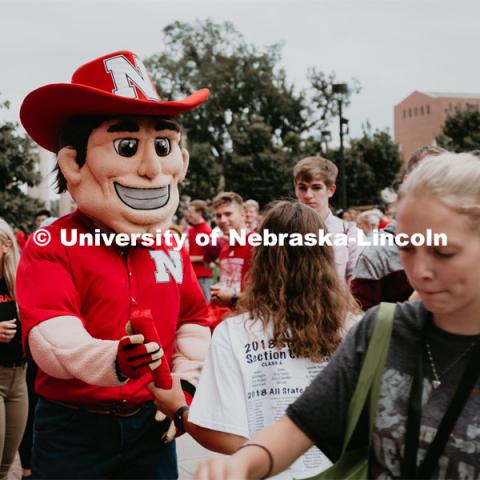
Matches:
[320,130,331,155]
[332,83,348,210]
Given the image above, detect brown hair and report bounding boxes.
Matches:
[189,200,208,218]
[212,192,243,209]
[237,201,359,362]
[402,145,447,181]
[293,156,338,187]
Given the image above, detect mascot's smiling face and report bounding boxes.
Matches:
[58,116,189,235]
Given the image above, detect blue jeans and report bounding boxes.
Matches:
[32,398,178,479]
[197,277,212,303]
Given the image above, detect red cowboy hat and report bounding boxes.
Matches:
[20,50,209,152]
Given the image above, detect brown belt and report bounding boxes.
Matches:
[48,399,149,417]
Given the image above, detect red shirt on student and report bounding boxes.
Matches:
[188,222,212,279]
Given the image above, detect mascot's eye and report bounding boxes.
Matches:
[155,138,171,157]
[113,139,138,157]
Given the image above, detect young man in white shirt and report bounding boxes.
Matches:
[294,156,359,282]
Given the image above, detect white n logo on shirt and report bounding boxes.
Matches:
[149,250,183,284]
[104,54,159,100]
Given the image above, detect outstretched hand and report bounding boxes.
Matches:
[148,375,187,418]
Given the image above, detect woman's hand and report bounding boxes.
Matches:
[147,375,187,418]
[194,457,248,480]
[0,319,16,343]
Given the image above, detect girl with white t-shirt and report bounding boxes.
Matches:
[149,201,359,478]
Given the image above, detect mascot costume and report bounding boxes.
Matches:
[16,50,211,479]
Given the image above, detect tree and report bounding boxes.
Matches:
[145,20,357,206]
[0,97,44,229]
[329,125,401,207]
[305,68,361,151]
[436,105,480,152]
[145,20,305,203]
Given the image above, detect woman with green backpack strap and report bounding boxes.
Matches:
[194,151,480,480]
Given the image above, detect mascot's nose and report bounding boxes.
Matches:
[137,144,162,179]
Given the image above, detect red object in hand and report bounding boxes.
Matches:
[129,309,172,389]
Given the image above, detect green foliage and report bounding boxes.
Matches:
[145,20,305,204]
[145,19,355,206]
[0,97,44,229]
[144,19,401,209]
[436,105,480,152]
[330,125,401,207]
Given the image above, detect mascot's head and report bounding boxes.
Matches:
[20,51,209,235]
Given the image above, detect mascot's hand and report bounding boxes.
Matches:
[154,410,177,443]
[148,376,189,442]
[116,334,163,380]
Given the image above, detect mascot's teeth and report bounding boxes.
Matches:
[114,183,170,210]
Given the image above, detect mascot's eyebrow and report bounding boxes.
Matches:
[107,121,140,133]
[106,120,180,133]
[155,120,180,133]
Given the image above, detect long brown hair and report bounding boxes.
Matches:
[237,201,359,362]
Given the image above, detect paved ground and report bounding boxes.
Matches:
[8,435,222,480]
[177,435,224,479]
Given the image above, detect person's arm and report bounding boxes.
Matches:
[194,415,312,479]
[29,316,162,386]
[172,323,211,389]
[190,254,205,263]
[148,377,246,454]
[153,319,252,451]
[186,417,246,454]
[170,249,212,407]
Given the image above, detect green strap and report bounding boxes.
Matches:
[339,302,395,455]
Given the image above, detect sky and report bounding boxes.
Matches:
[1,0,479,144]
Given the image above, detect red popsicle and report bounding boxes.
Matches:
[129,308,173,389]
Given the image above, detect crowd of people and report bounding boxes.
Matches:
[1,49,479,480]
[2,147,480,479]
[188,150,480,480]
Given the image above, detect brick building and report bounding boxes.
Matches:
[394,91,480,161]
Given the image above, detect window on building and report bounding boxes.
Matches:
[409,108,412,117]
[420,106,424,115]
[426,105,430,114]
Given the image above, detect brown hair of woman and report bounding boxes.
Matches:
[237,201,359,362]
